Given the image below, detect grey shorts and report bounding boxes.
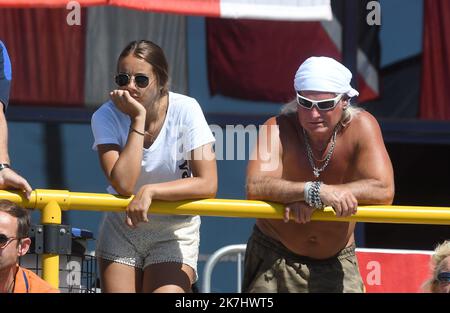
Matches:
[243,226,364,293]
[96,212,200,281]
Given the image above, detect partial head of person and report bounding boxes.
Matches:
[0,200,31,272]
[293,56,360,135]
[115,40,169,108]
[423,240,450,293]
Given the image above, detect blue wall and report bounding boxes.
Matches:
[379,0,423,67]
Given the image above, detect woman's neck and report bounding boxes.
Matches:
[145,94,168,128]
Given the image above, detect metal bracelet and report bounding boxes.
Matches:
[310,181,324,209]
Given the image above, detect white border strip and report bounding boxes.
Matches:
[356,248,433,255]
[220,1,332,21]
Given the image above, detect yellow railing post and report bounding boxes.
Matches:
[41,200,62,289]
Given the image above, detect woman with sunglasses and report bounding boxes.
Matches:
[423,241,450,293]
[244,56,394,292]
[91,40,217,293]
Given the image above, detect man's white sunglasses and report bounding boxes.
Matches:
[296,93,344,111]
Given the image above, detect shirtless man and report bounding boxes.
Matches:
[244,56,394,293]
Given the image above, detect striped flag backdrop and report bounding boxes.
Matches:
[0,7,187,108]
[0,0,332,108]
[207,0,380,103]
[0,0,332,20]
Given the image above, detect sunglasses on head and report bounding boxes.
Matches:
[296,93,344,111]
[0,233,19,249]
[115,73,150,88]
[437,272,450,283]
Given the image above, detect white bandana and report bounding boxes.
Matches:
[294,56,359,98]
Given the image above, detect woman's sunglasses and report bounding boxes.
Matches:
[0,233,20,249]
[296,93,344,111]
[437,271,450,283]
[115,73,150,88]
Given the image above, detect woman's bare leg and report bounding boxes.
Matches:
[142,262,194,293]
[99,258,143,293]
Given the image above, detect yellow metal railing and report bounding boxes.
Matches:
[2,188,450,289]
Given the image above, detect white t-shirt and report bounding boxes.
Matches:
[91,92,215,196]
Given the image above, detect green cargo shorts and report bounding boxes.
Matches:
[243,226,365,293]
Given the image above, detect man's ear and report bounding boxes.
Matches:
[17,238,31,257]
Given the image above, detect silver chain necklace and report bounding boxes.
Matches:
[303,126,339,178]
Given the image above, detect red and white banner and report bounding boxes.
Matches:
[0,0,332,21]
[207,1,380,104]
[0,7,188,107]
[0,0,104,8]
[356,248,433,293]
